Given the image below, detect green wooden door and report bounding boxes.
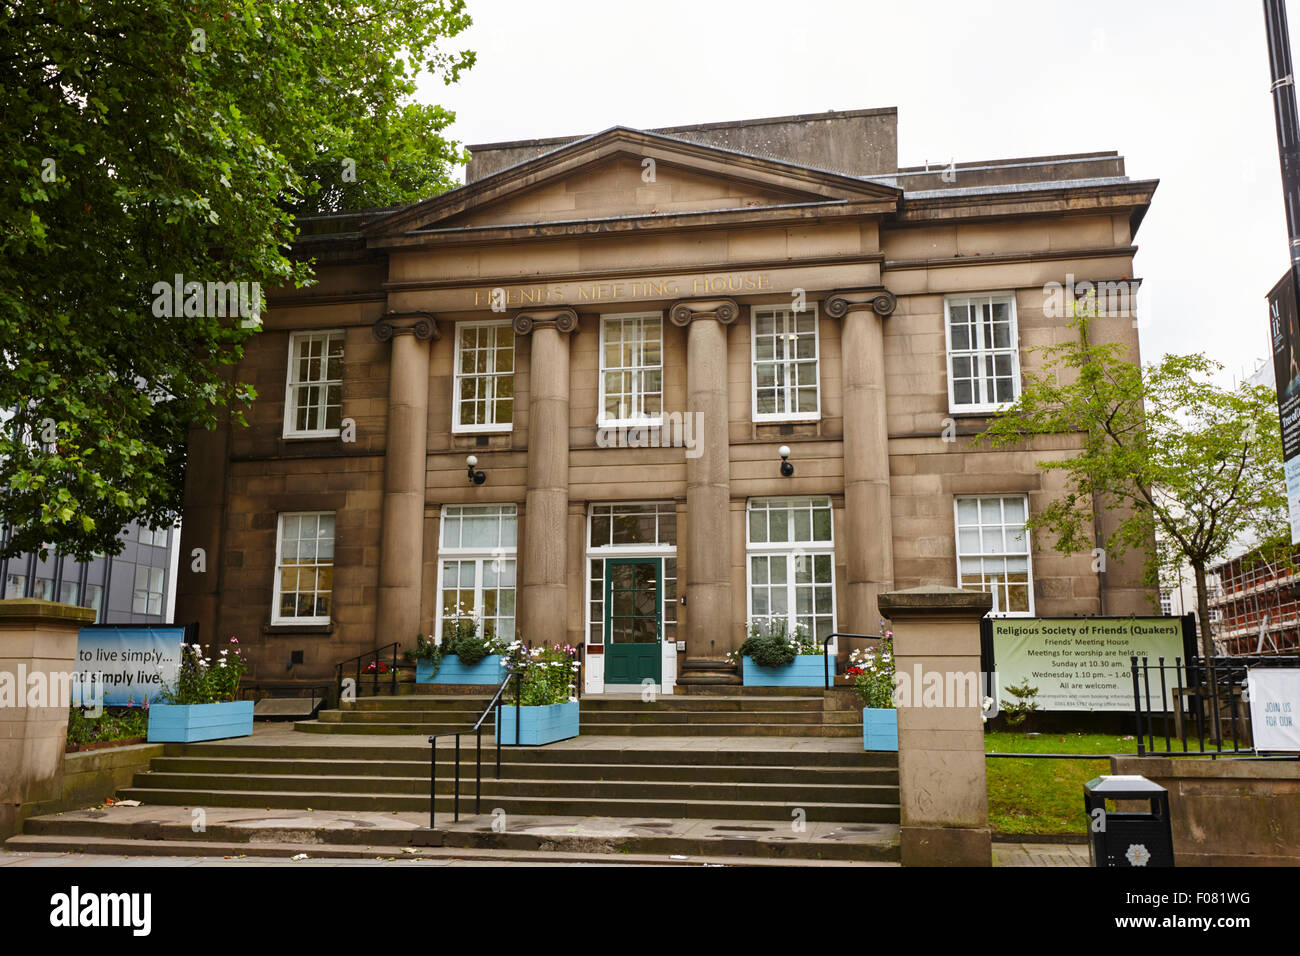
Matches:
[604,558,662,685]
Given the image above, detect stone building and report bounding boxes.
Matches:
[175,107,1158,692]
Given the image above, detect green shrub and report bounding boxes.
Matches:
[735,620,819,668]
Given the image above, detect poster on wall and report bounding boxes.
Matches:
[75,625,190,706]
[986,617,1187,712]
[1247,668,1300,751]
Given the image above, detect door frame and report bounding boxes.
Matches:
[603,556,663,685]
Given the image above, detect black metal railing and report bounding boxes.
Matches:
[334,642,399,704]
[821,632,876,688]
[1129,654,1300,758]
[428,668,522,828]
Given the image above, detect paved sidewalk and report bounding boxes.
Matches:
[994,842,1090,866]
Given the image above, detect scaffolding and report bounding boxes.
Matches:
[1208,549,1300,656]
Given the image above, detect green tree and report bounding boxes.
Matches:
[1,0,474,560]
[980,309,1287,651]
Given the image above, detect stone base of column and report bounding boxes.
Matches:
[901,825,993,866]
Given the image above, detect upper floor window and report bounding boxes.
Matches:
[273,511,335,624]
[944,294,1020,413]
[284,331,344,438]
[954,495,1032,616]
[599,313,662,425]
[454,322,515,432]
[752,305,819,421]
[139,525,168,548]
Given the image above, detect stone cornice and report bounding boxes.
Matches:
[373,311,439,342]
[823,288,898,318]
[668,298,741,326]
[512,308,579,335]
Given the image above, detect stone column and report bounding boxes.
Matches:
[670,298,739,657]
[374,312,437,646]
[826,289,897,638]
[878,585,993,867]
[0,599,97,840]
[514,309,578,647]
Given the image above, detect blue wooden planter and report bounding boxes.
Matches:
[863,707,898,752]
[416,654,506,685]
[147,701,254,743]
[497,701,579,746]
[741,654,833,687]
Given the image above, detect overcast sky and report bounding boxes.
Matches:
[420,0,1298,385]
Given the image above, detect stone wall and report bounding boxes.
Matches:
[1111,756,1300,866]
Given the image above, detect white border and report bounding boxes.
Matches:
[952,493,1035,616]
[433,503,519,640]
[751,303,822,423]
[743,496,837,653]
[271,510,335,625]
[943,292,1022,415]
[451,319,515,434]
[283,330,346,439]
[597,311,665,428]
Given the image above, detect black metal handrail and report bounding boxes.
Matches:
[428,668,521,828]
[334,642,399,704]
[821,632,877,688]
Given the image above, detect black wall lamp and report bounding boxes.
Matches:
[466,455,486,485]
[778,445,794,477]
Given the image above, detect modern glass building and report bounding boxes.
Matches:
[0,521,180,624]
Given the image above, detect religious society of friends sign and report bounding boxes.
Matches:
[987,617,1187,712]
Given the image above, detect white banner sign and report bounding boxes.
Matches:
[991,617,1185,712]
[1247,668,1300,752]
[76,627,187,706]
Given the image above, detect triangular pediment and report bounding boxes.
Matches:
[365,127,900,240]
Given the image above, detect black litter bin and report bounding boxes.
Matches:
[1083,775,1174,867]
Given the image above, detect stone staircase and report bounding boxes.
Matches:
[8,734,900,864]
[108,739,894,821]
[5,688,897,864]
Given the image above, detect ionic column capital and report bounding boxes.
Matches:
[823,288,898,319]
[373,310,439,343]
[512,308,579,335]
[668,298,740,327]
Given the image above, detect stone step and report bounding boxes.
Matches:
[164,740,891,767]
[111,787,899,823]
[324,708,834,726]
[579,710,827,724]
[1,833,889,866]
[339,695,825,712]
[11,810,900,863]
[130,772,897,805]
[146,756,897,785]
[675,676,743,685]
[294,720,861,737]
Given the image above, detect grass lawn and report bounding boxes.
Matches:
[984,731,1143,835]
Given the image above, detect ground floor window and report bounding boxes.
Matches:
[745,496,836,642]
[436,504,517,641]
[273,511,335,624]
[954,494,1032,615]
